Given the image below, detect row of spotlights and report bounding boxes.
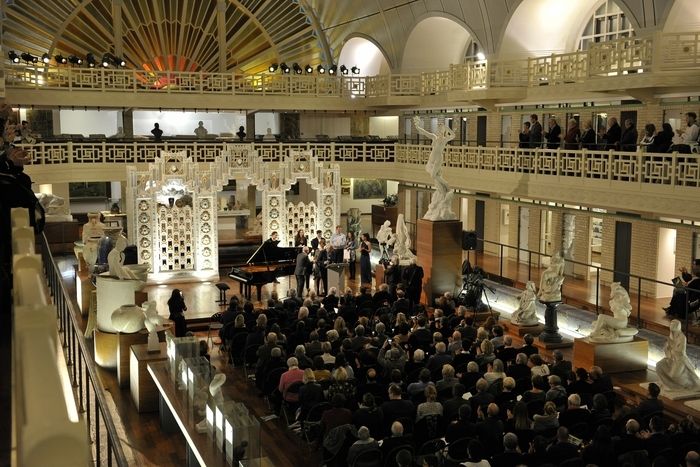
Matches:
[268,63,359,75]
[7,51,126,67]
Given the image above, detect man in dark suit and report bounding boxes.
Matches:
[294,246,310,297]
[491,432,524,467]
[640,415,672,458]
[380,421,412,460]
[547,427,581,464]
[310,230,323,252]
[477,403,504,456]
[558,394,591,429]
[614,419,644,457]
[529,114,543,148]
[604,117,622,149]
[381,384,416,433]
[402,258,424,308]
[548,350,572,381]
[637,382,664,419]
[506,353,531,382]
[544,117,561,149]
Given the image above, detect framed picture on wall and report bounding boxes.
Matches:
[352,179,387,200]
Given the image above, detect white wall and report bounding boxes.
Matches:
[338,37,391,76]
[132,110,246,136]
[663,0,700,32]
[300,115,351,137]
[254,112,280,135]
[59,110,120,136]
[369,116,399,137]
[498,0,600,60]
[656,227,676,297]
[401,17,471,72]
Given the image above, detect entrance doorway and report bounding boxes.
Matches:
[613,221,632,289]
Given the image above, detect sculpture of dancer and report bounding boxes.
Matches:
[393,214,415,262]
[655,319,700,391]
[588,282,639,343]
[143,301,166,352]
[538,251,565,302]
[511,281,539,326]
[376,220,395,262]
[413,116,457,221]
[196,373,227,433]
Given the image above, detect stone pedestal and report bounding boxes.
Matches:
[75,270,94,315]
[96,275,144,333]
[417,219,462,304]
[539,300,563,343]
[327,263,346,292]
[574,336,648,374]
[503,320,544,337]
[374,264,385,286]
[131,343,169,412]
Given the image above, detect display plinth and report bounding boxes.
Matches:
[130,342,169,412]
[76,270,94,315]
[327,263,346,292]
[539,301,564,344]
[96,275,144,333]
[574,336,648,374]
[374,264,385,287]
[503,320,544,337]
[638,382,700,401]
[416,219,461,303]
[94,327,166,378]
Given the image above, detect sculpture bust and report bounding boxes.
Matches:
[393,214,415,262]
[511,281,539,326]
[537,251,565,302]
[656,319,700,391]
[587,282,639,343]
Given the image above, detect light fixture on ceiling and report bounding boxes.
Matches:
[21,52,38,64]
[351,66,360,75]
[280,62,290,74]
[328,65,337,75]
[476,52,486,61]
[86,53,96,68]
[41,53,50,64]
[339,65,348,75]
[305,64,313,74]
[54,54,67,65]
[316,65,325,74]
[268,63,278,72]
[293,63,302,74]
[8,51,20,63]
[68,55,83,66]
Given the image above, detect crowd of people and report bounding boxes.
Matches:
[216,282,700,467]
[518,112,699,154]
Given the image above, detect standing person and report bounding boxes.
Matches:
[402,258,424,308]
[345,231,357,280]
[236,126,246,141]
[151,123,163,142]
[544,117,561,149]
[649,123,674,153]
[563,118,580,150]
[294,229,307,247]
[168,289,187,337]
[330,225,346,264]
[580,120,596,150]
[639,123,656,150]
[194,121,208,139]
[310,230,323,253]
[603,117,621,149]
[529,114,543,148]
[671,112,699,153]
[295,247,311,298]
[315,241,329,295]
[360,233,372,286]
[518,121,531,148]
[384,255,401,300]
[620,119,638,151]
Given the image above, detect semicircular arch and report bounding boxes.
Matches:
[337,34,392,76]
[399,14,475,73]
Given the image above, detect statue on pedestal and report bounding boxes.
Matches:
[511,281,539,326]
[82,213,106,268]
[110,304,146,333]
[196,373,227,433]
[376,220,395,262]
[588,282,639,343]
[655,320,700,391]
[143,301,166,352]
[393,214,415,263]
[538,251,565,303]
[107,234,149,281]
[412,116,457,221]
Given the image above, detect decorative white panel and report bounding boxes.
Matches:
[286,202,317,245]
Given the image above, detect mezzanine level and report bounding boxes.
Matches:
[3,32,700,110]
[19,141,700,221]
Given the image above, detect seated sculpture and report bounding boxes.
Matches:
[538,251,565,302]
[107,235,149,281]
[588,282,639,343]
[511,281,539,326]
[656,319,700,391]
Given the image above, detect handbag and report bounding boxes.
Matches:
[343,248,351,261]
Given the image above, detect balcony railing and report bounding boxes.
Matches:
[17,141,700,188]
[3,33,698,99]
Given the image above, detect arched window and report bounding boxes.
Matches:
[578,1,634,50]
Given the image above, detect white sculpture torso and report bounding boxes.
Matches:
[656,319,700,390]
[588,282,639,343]
[511,281,539,326]
[393,214,415,263]
[413,117,457,221]
[537,252,565,302]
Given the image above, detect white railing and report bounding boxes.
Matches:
[4,32,698,100]
[11,208,91,466]
[18,141,700,188]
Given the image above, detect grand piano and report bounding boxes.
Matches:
[228,240,298,301]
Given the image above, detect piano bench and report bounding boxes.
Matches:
[216,282,230,306]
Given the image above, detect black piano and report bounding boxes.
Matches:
[228,240,298,301]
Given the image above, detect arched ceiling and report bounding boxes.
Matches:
[0,0,685,75]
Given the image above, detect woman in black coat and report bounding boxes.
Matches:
[167,288,187,337]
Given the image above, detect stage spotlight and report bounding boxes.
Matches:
[114,56,126,67]
[101,53,110,67]
[351,66,360,75]
[21,53,37,63]
[86,53,96,68]
[41,53,50,64]
[476,52,486,61]
[293,63,302,74]
[68,55,83,65]
[8,51,20,63]
[54,54,67,64]
[280,62,290,73]
[268,63,278,72]
[316,64,325,74]
[339,65,348,75]
[305,64,313,74]
[328,65,337,75]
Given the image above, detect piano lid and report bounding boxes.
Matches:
[244,239,298,264]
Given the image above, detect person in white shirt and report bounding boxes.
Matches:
[672,112,699,153]
[330,225,346,263]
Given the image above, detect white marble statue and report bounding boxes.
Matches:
[196,373,227,433]
[656,319,700,390]
[35,192,71,218]
[393,214,415,262]
[588,282,639,343]
[110,304,146,333]
[376,220,396,260]
[537,251,566,302]
[413,116,457,221]
[107,234,149,281]
[143,301,166,352]
[511,281,540,326]
[82,213,106,267]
